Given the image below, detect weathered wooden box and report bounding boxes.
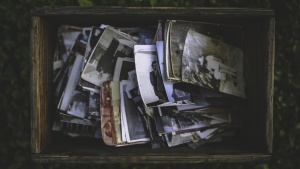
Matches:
[31,7,274,163]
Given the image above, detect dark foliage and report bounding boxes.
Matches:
[0,0,299,169]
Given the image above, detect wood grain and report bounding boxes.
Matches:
[32,153,270,163]
[31,6,274,17]
[31,16,54,153]
[266,17,275,153]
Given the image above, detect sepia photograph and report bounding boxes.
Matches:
[81,26,138,87]
[110,81,123,145]
[168,20,244,80]
[100,81,116,146]
[181,29,246,98]
[164,20,180,81]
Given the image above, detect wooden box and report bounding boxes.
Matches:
[31,7,274,163]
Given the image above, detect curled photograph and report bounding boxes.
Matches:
[81,26,137,87]
[181,29,246,98]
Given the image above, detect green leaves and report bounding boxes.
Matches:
[77,0,94,6]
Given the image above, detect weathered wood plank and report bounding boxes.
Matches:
[31,16,41,153]
[31,6,274,17]
[31,16,54,153]
[266,17,275,153]
[32,153,271,163]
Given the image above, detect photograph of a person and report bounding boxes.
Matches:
[149,61,167,98]
[181,29,246,98]
[81,26,137,87]
[135,51,167,107]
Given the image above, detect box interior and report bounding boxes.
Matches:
[31,9,273,161]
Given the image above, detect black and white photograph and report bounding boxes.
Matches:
[200,113,231,123]
[160,112,223,134]
[157,41,194,105]
[81,26,103,72]
[81,26,138,87]
[168,20,244,80]
[78,27,103,93]
[134,45,168,107]
[128,70,138,89]
[169,20,186,79]
[87,92,100,120]
[58,54,84,111]
[51,21,246,150]
[55,32,87,103]
[138,27,156,45]
[81,83,100,94]
[173,82,240,107]
[164,20,180,81]
[164,133,194,147]
[181,29,246,98]
[66,88,89,119]
[120,80,150,143]
[57,25,83,62]
[57,112,98,137]
[113,57,135,81]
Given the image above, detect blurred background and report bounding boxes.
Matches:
[0,0,299,168]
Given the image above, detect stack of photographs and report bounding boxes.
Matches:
[52,20,246,149]
[53,26,102,138]
[165,20,246,98]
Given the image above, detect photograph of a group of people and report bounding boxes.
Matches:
[181,29,246,98]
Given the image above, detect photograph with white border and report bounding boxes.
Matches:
[81,26,137,87]
[120,80,150,143]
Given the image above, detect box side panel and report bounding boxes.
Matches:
[31,16,54,153]
[32,153,271,163]
[30,7,274,27]
[265,17,275,153]
[31,7,275,17]
[242,17,274,153]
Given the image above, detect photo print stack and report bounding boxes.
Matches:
[52,20,246,149]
